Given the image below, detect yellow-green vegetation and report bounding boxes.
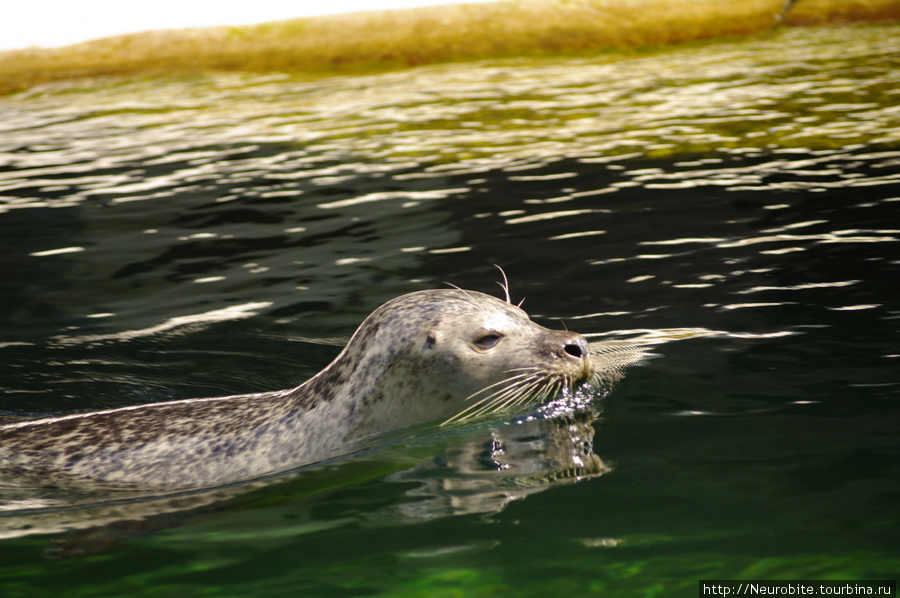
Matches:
[1,0,898,95]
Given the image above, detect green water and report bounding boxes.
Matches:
[1,24,899,596]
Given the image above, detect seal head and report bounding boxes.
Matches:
[324,289,595,434]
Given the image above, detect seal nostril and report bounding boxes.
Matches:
[564,341,584,359]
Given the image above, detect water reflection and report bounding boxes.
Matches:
[389,413,610,521]
[0,411,611,545]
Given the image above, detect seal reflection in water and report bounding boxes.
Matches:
[0,289,597,489]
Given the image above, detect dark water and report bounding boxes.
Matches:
[1,23,899,596]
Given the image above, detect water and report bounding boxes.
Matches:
[1,23,899,595]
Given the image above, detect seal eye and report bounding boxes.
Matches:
[474,332,502,350]
[424,333,436,350]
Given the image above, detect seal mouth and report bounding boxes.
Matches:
[443,362,598,426]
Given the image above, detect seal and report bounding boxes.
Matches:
[0,289,596,488]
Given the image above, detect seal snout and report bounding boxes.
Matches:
[553,332,594,383]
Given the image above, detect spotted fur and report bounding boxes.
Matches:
[0,289,596,488]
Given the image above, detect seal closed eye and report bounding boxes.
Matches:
[0,289,597,488]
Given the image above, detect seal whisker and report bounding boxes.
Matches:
[457,373,549,422]
[505,375,559,414]
[442,376,538,424]
[458,375,541,414]
[455,389,523,421]
[459,371,537,404]
[443,283,493,315]
[494,378,544,414]
[444,373,545,424]
[519,377,555,407]
[528,380,554,407]
[487,376,543,409]
[504,366,541,373]
[494,264,512,304]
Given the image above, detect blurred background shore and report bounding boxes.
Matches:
[2,0,898,95]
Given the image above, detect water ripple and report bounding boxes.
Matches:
[2,28,898,219]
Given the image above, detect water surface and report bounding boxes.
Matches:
[1,24,899,596]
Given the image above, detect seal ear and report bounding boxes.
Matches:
[424,333,437,350]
